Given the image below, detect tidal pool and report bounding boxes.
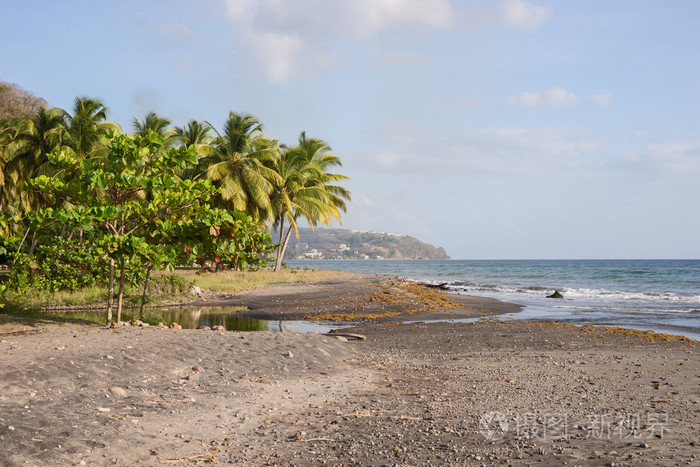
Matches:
[62,306,350,333]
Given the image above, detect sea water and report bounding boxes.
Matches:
[287,259,700,340]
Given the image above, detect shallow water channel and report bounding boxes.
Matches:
[63,306,349,333]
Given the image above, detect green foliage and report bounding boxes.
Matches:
[5,234,149,293]
[1,97,351,317]
[176,209,276,270]
[149,273,192,295]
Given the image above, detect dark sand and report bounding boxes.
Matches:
[191,273,522,322]
[0,274,697,466]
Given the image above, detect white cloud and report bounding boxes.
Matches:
[633,130,649,140]
[647,141,700,171]
[224,0,452,36]
[223,0,258,20]
[154,22,198,42]
[220,0,453,83]
[255,33,310,84]
[353,192,376,208]
[506,86,579,108]
[377,123,602,176]
[500,0,551,32]
[376,151,402,169]
[590,91,612,106]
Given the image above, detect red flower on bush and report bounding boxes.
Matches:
[184,245,190,252]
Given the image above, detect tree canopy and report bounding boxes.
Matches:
[0,87,350,321]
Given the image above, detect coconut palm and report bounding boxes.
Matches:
[174,120,213,148]
[296,132,350,224]
[203,112,280,217]
[132,112,178,147]
[63,97,119,158]
[268,132,350,270]
[3,107,68,214]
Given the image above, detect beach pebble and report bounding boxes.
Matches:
[132,320,143,326]
[97,408,110,413]
[192,365,205,373]
[212,325,225,331]
[284,350,294,358]
[197,325,211,330]
[108,387,127,397]
[140,322,150,327]
[335,336,348,342]
[170,322,182,329]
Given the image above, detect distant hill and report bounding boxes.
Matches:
[273,228,450,260]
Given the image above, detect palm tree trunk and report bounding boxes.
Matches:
[139,264,153,319]
[107,258,115,323]
[116,256,126,323]
[28,232,38,257]
[274,217,285,271]
[14,226,31,261]
[275,226,294,271]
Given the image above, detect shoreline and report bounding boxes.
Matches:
[5,271,698,343]
[0,272,697,465]
[184,272,523,323]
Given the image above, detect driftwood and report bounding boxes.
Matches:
[0,329,43,338]
[324,332,366,340]
[424,282,450,290]
[163,453,215,463]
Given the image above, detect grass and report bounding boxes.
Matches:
[0,268,348,311]
[0,267,347,333]
[173,268,348,294]
[2,286,110,309]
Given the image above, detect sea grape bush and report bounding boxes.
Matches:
[8,131,276,321]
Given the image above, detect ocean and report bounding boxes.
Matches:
[286,259,700,340]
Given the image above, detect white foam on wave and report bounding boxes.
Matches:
[432,280,700,306]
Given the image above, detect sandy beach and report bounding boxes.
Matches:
[0,274,697,466]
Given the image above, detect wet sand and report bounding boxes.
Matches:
[0,274,697,466]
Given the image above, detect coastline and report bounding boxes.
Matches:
[1,273,697,465]
[186,272,523,323]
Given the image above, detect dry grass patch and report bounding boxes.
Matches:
[173,268,350,294]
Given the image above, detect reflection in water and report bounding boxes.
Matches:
[156,306,270,331]
[61,306,349,333]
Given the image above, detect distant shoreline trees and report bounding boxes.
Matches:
[0,83,350,320]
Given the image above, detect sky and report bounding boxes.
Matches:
[1,0,699,259]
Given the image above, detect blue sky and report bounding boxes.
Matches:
[2,0,699,259]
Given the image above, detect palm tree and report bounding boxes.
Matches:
[132,112,178,146]
[64,97,119,158]
[269,132,350,270]
[296,132,350,224]
[203,112,280,217]
[3,107,68,214]
[174,120,213,148]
